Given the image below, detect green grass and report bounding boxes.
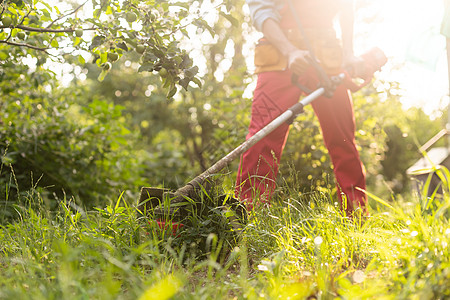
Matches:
[1,171,450,299]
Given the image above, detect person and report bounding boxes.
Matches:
[234,0,368,214]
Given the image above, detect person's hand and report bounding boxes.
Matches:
[287,49,312,76]
[343,54,366,79]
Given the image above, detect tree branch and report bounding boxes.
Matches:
[46,0,89,29]
[0,24,96,33]
[0,40,48,51]
[18,9,32,27]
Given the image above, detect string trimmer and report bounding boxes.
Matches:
[138,45,386,233]
[139,0,387,232]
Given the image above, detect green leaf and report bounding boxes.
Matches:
[219,11,238,27]
[42,9,50,18]
[194,19,215,37]
[192,77,202,88]
[179,77,189,91]
[179,54,192,69]
[74,37,82,46]
[116,41,128,51]
[152,48,165,59]
[184,66,198,79]
[142,52,158,62]
[93,8,101,18]
[100,52,107,64]
[8,7,18,15]
[138,62,154,72]
[167,85,177,98]
[162,77,171,88]
[78,55,86,65]
[40,1,52,11]
[0,51,8,60]
[98,69,108,82]
[90,35,106,50]
[171,2,189,9]
[50,39,58,47]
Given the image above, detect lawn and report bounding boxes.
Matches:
[1,172,450,299]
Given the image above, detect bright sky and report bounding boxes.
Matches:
[354,0,448,117]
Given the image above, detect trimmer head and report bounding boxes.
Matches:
[137,187,188,235]
[138,187,190,219]
[138,187,247,235]
[138,187,165,212]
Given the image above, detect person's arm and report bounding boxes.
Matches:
[246,0,311,75]
[261,18,311,75]
[246,0,281,32]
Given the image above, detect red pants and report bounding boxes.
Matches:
[235,69,367,213]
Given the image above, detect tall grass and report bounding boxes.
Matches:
[1,167,450,299]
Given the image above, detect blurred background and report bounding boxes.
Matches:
[1,0,449,217]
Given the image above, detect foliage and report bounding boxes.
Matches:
[353,82,443,196]
[0,0,232,216]
[0,65,146,217]
[0,0,214,91]
[76,0,252,190]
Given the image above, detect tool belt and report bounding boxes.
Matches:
[254,28,343,75]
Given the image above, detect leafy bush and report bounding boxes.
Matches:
[0,65,146,218]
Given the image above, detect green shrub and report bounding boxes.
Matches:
[0,68,146,218]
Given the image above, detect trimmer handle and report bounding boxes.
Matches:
[342,70,373,92]
[291,47,387,94]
